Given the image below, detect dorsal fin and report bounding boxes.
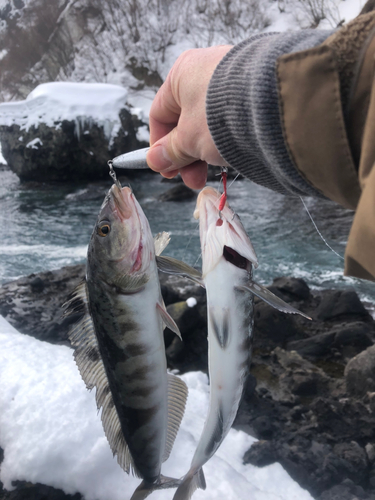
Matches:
[63,281,141,477]
[163,373,188,462]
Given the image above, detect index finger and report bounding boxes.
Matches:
[149,77,181,145]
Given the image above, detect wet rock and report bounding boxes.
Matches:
[158,184,197,202]
[345,345,375,396]
[269,276,311,301]
[288,323,373,358]
[315,290,370,321]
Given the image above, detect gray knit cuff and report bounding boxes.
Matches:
[206,30,334,197]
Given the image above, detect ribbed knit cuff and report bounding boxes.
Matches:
[206,30,334,197]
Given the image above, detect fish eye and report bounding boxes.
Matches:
[97,222,111,237]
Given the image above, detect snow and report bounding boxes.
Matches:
[0,82,130,141]
[26,137,43,149]
[0,315,313,500]
[186,297,198,308]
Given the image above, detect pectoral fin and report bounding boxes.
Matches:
[156,301,182,339]
[237,281,311,320]
[154,232,171,256]
[156,255,204,287]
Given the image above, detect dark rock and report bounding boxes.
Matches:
[158,184,197,202]
[253,301,303,351]
[288,331,337,357]
[275,348,329,397]
[345,345,375,396]
[166,300,203,337]
[330,442,368,485]
[319,481,374,500]
[288,323,373,358]
[252,415,275,439]
[1,481,82,500]
[0,264,86,344]
[315,290,370,321]
[334,323,374,349]
[0,107,147,182]
[29,276,44,293]
[243,440,277,467]
[270,276,311,301]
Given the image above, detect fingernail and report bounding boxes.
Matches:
[148,144,173,171]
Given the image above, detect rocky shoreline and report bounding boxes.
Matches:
[1,265,375,500]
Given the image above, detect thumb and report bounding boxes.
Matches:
[147,127,199,173]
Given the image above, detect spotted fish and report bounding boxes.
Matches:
[173,186,310,500]
[63,184,188,500]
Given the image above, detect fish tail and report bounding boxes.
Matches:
[130,475,182,500]
[173,468,206,500]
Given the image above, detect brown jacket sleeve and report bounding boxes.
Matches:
[276,11,375,280]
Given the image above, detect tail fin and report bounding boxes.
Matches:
[130,475,182,500]
[173,468,206,500]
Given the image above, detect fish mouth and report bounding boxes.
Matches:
[111,185,134,220]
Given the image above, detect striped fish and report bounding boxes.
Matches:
[63,184,188,500]
[173,186,310,500]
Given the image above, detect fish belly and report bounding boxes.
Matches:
[191,258,253,470]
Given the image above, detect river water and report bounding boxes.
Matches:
[0,165,374,307]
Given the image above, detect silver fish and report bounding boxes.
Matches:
[173,186,310,500]
[63,184,188,500]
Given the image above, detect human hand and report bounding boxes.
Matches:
[146,46,233,189]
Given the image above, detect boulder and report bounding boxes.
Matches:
[345,345,375,396]
[315,289,370,321]
[0,82,148,182]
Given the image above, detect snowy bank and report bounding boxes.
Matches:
[0,315,313,500]
[0,82,130,140]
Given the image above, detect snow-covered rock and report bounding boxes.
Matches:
[0,314,314,500]
[0,82,148,181]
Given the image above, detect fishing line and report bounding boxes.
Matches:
[228,173,241,189]
[300,196,344,261]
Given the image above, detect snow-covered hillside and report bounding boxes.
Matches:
[0,0,366,112]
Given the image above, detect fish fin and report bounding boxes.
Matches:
[236,281,312,320]
[163,373,189,462]
[63,281,140,477]
[156,301,182,339]
[131,475,182,500]
[156,255,205,287]
[173,468,206,500]
[154,232,171,256]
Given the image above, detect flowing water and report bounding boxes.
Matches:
[1,165,374,308]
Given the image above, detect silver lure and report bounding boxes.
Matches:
[111,148,150,169]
